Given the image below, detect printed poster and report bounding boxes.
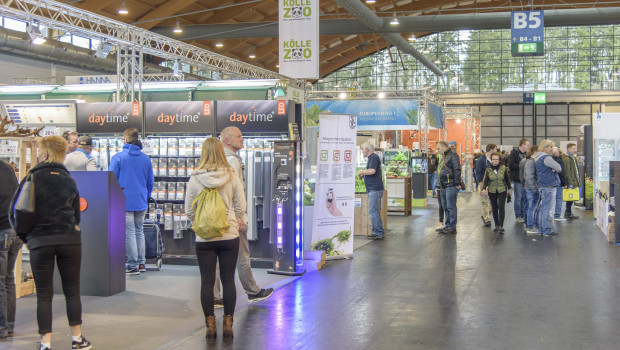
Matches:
[279,0,319,79]
[311,114,357,259]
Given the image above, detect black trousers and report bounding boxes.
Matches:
[196,238,240,316]
[488,192,508,227]
[29,244,82,335]
[566,200,573,214]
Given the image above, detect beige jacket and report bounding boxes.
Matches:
[184,168,247,242]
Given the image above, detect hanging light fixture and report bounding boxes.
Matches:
[378,92,386,99]
[408,34,416,42]
[452,74,457,80]
[422,44,430,54]
[434,58,441,64]
[26,23,46,45]
[390,12,399,25]
[444,66,450,72]
[249,49,256,59]
[215,42,223,48]
[118,1,128,15]
[339,92,347,99]
[366,0,376,3]
[173,20,183,33]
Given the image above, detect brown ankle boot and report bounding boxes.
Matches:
[223,315,234,338]
[205,315,217,339]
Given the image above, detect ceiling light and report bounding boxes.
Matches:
[366,0,376,3]
[452,75,457,80]
[444,66,450,72]
[390,12,399,25]
[249,49,256,59]
[434,58,441,64]
[118,1,128,15]
[422,44,430,54]
[614,71,619,76]
[276,64,280,68]
[318,79,324,83]
[173,20,182,33]
[459,82,464,86]
[215,42,223,47]
[456,119,462,124]
[408,34,416,42]
[26,23,46,45]
[378,92,385,99]
[94,41,113,58]
[339,92,347,99]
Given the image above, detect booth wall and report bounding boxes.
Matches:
[0,52,103,85]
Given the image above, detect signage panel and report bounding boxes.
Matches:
[1,101,76,125]
[306,100,444,131]
[216,100,290,133]
[278,0,319,79]
[511,10,544,57]
[144,101,214,134]
[76,102,142,134]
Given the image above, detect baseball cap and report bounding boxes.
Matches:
[78,136,93,146]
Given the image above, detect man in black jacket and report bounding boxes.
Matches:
[508,139,530,223]
[437,141,461,234]
[0,160,22,340]
[552,147,567,221]
[427,147,438,193]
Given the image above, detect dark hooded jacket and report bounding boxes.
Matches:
[9,162,81,249]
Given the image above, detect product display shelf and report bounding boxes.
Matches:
[384,149,412,215]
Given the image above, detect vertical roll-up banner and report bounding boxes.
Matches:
[279,0,319,79]
[311,114,357,259]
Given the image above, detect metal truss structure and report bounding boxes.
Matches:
[0,0,301,101]
[306,88,445,155]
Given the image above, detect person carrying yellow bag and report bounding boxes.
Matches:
[561,143,580,220]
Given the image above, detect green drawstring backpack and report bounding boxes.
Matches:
[191,185,230,239]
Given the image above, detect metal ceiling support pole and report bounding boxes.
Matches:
[117,45,142,102]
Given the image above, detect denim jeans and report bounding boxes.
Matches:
[440,186,459,230]
[0,229,22,336]
[538,187,556,235]
[554,187,564,218]
[368,190,385,237]
[524,189,540,229]
[126,210,147,269]
[512,182,526,219]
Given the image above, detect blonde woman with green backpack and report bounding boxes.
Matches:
[185,138,246,340]
[480,152,513,233]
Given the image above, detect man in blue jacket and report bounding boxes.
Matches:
[109,128,154,275]
[475,143,497,227]
[535,140,562,237]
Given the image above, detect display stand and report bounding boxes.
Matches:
[354,190,388,236]
[53,171,126,296]
[4,137,40,298]
[386,177,412,215]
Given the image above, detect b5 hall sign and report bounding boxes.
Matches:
[216,100,290,133]
[144,101,214,134]
[76,102,142,134]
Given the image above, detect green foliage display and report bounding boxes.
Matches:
[312,230,352,256]
[306,104,327,126]
[384,151,410,177]
[304,179,315,206]
[405,108,418,126]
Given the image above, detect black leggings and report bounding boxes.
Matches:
[488,192,508,227]
[196,238,240,316]
[29,244,82,335]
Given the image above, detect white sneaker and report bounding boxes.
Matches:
[515,217,525,223]
[525,227,539,234]
[554,217,566,221]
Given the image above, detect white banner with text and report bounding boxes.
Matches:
[278,0,319,79]
[310,114,357,259]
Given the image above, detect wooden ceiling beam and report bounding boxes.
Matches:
[135,0,200,30]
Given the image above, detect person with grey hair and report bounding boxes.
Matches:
[535,140,562,236]
[358,142,385,239]
[64,136,97,171]
[214,126,274,305]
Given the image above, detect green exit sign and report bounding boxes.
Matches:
[511,42,544,57]
[534,92,546,104]
[518,43,537,53]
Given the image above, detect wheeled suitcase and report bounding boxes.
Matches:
[144,218,164,270]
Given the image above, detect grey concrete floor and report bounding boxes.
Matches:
[6,193,620,350]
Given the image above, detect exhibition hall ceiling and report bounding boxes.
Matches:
[66,0,620,79]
